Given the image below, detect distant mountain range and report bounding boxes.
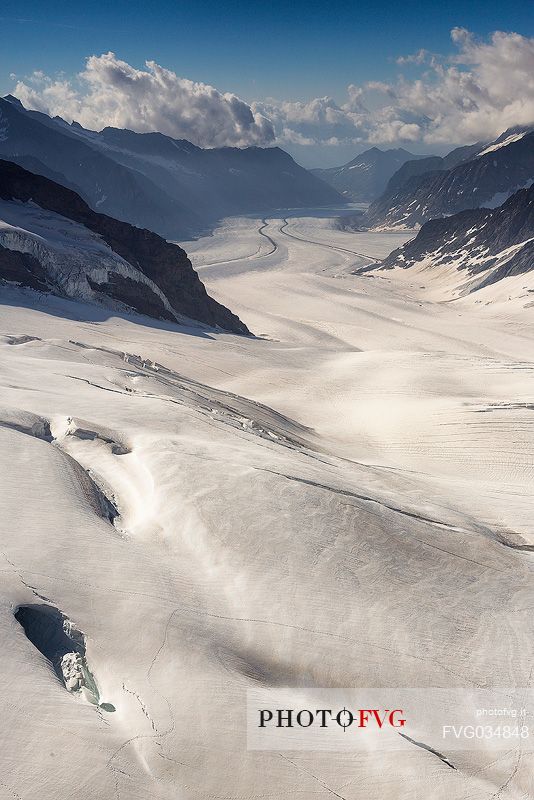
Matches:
[371,180,534,297]
[0,95,341,239]
[0,159,249,333]
[365,128,534,229]
[311,147,429,202]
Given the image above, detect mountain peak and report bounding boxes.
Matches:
[312,147,429,202]
[2,94,24,109]
[0,102,341,238]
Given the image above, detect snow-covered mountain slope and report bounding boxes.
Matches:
[0,95,342,238]
[366,127,534,229]
[0,159,249,333]
[381,143,483,197]
[2,210,534,799]
[311,147,428,202]
[370,182,534,303]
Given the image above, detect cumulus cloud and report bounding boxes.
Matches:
[256,28,534,149]
[9,29,534,153]
[396,49,431,66]
[12,52,275,148]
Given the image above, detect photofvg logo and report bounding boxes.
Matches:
[247,688,534,752]
[259,706,406,731]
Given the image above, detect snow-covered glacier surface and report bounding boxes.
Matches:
[1,212,534,800]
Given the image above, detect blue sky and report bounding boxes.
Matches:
[1,1,533,166]
[1,0,532,103]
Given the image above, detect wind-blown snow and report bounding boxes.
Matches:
[1,211,534,799]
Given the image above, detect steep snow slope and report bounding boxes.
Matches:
[0,199,177,309]
[1,211,534,799]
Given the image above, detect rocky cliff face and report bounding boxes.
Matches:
[365,130,534,229]
[372,182,534,296]
[0,159,249,333]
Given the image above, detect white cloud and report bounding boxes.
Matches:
[258,28,534,150]
[10,29,534,153]
[12,52,275,148]
[396,49,430,66]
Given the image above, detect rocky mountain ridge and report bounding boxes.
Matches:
[0,96,341,239]
[365,128,534,229]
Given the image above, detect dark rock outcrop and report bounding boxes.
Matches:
[0,245,51,292]
[0,159,249,333]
